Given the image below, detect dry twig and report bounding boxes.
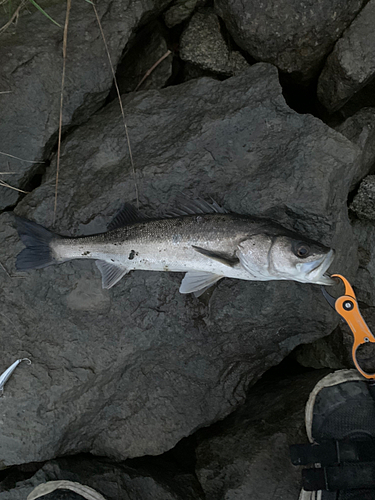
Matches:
[135,50,172,91]
[91,1,139,208]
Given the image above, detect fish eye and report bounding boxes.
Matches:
[294,243,310,258]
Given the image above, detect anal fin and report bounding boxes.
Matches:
[95,260,128,289]
[179,271,223,295]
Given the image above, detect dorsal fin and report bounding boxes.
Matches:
[164,198,228,217]
[108,203,147,231]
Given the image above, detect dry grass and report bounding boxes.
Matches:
[0,150,41,163]
[0,152,40,195]
[0,0,61,34]
[91,0,139,208]
[53,0,70,225]
[53,0,140,221]
[0,261,11,278]
[0,0,26,34]
[0,179,29,193]
[1,0,142,214]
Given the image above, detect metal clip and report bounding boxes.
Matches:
[321,274,375,379]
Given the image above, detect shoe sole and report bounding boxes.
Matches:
[304,369,364,442]
[299,370,365,500]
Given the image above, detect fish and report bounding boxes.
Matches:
[15,199,336,296]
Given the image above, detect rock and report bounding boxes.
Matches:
[317,0,375,113]
[336,78,375,119]
[335,108,375,189]
[0,64,360,466]
[350,175,375,220]
[180,10,249,76]
[0,455,202,500]
[352,217,375,305]
[164,0,200,28]
[214,0,365,82]
[113,22,173,94]
[0,0,172,210]
[195,370,329,500]
[293,328,348,370]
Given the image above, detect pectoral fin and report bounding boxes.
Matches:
[179,271,223,295]
[95,260,128,289]
[192,246,237,267]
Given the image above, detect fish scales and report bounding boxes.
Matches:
[52,214,259,279]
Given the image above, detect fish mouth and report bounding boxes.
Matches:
[301,249,336,285]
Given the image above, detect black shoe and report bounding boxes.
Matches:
[294,370,375,500]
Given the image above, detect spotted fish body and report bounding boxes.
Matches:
[16,200,336,295]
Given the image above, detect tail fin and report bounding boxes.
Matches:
[15,217,58,270]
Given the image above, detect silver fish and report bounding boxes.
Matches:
[0,358,31,396]
[15,200,336,296]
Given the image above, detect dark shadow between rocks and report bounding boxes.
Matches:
[279,72,321,117]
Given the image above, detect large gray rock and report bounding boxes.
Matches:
[318,0,375,113]
[0,456,202,500]
[214,0,365,81]
[0,0,171,210]
[0,64,360,467]
[352,216,375,305]
[180,10,249,76]
[335,108,375,189]
[195,370,329,500]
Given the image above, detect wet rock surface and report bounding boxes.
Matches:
[352,215,375,305]
[318,0,375,113]
[0,455,202,500]
[214,0,365,81]
[0,0,172,210]
[335,108,375,189]
[195,369,329,500]
[2,0,375,497]
[294,328,347,371]
[0,64,359,467]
